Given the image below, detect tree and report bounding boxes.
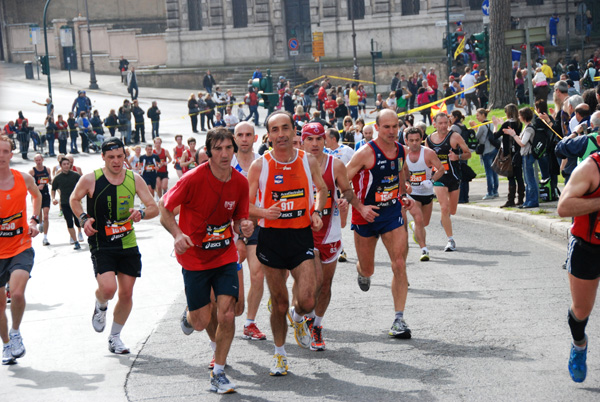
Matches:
[488,0,516,108]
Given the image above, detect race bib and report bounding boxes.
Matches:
[202,222,233,249]
[0,213,24,237]
[410,171,426,185]
[272,188,307,220]
[38,177,50,185]
[375,184,399,207]
[105,219,133,241]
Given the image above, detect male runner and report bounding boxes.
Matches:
[346,109,415,338]
[70,138,158,354]
[29,154,52,246]
[153,137,172,199]
[0,135,41,365]
[173,134,188,179]
[557,150,600,382]
[160,127,253,394]
[140,144,161,198]
[231,122,267,341]
[301,122,357,351]
[247,111,327,375]
[404,127,444,261]
[425,113,471,251]
[51,157,83,249]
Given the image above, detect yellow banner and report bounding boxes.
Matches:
[454,36,466,60]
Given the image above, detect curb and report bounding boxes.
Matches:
[444,204,570,241]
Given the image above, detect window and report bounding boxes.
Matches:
[469,0,482,11]
[232,0,248,28]
[526,0,544,5]
[347,0,365,20]
[188,0,202,31]
[401,0,420,16]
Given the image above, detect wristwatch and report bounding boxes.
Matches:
[139,209,146,219]
[79,212,90,226]
[313,210,323,218]
[30,215,40,224]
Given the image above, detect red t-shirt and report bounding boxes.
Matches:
[324,100,337,112]
[162,162,249,271]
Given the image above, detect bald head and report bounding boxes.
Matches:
[233,121,256,153]
[376,108,398,126]
[234,121,254,136]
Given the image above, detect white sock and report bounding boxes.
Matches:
[3,342,8,347]
[314,315,323,327]
[245,319,254,327]
[448,236,454,241]
[291,307,303,323]
[96,299,108,310]
[305,310,316,319]
[573,343,586,351]
[110,322,124,337]
[213,363,225,374]
[422,247,428,253]
[274,345,286,356]
[210,341,217,352]
[44,234,47,240]
[9,328,19,336]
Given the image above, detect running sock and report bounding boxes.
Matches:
[213,363,225,374]
[573,340,587,352]
[44,234,48,240]
[210,341,217,352]
[9,328,19,336]
[447,236,454,241]
[422,247,428,253]
[305,310,316,319]
[110,322,124,337]
[96,299,108,310]
[291,307,303,323]
[245,319,255,327]
[568,308,588,346]
[395,311,404,321]
[314,315,323,327]
[3,342,8,347]
[274,345,286,356]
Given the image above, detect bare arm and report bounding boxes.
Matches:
[133,173,158,220]
[23,173,41,238]
[450,132,472,161]
[159,199,194,255]
[247,158,283,220]
[307,154,326,232]
[70,173,97,235]
[557,159,600,217]
[425,148,445,182]
[344,146,380,222]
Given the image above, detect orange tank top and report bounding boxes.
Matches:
[0,169,31,258]
[258,149,314,229]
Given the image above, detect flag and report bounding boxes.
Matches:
[454,36,466,59]
[431,102,447,121]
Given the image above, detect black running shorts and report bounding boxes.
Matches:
[182,262,239,311]
[567,235,600,280]
[410,194,434,206]
[0,248,34,288]
[256,226,315,270]
[91,247,142,278]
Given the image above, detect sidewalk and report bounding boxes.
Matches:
[452,177,570,241]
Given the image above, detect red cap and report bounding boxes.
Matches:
[301,122,326,142]
[473,64,479,70]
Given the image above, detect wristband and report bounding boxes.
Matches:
[313,210,323,218]
[30,215,40,224]
[139,209,146,220]
[79,212,90,226]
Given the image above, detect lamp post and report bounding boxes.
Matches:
[42,0,53,100]
[350,0,359,81]
[565,0,570,62]
[84,0,98,89]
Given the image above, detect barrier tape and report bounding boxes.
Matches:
[293,74,377,89]
[533,109,563,140]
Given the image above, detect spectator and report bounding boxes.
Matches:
[90,110,104,137]
[348,83,359,120]
[45,116,56,157]
[470,108,498,199]
[492,104,524,207]
[32,97,54,118]
[104,109,118,137]
[252,67,262,80]
[147,101,161,139]
[582,62,597,90]
[462,67,479,115]
[567,65,581,93]
[293,105,310,133]
[549,14,559,46]
[223,106,239,132]
[533,67,550,101]
[67,112,78,154]
[127,66,138,100]
[197,92,208,131]
[71,90,91,117]
[188,93,200,133]
[55,114,68,155]
[426,68,438,101]
[203,70,216,94]
[283,88,295,114]
[204,94,215,130]
[408,72,419,110]
[76,111,91,152]
[417,86,434,125]
[213,111,226,127]
[244,87,259,126]
[334,97,349,131]
[132,100,145,143]
[357,84,367,119]
[119,56,129,83]
[122,100,133,145]
[309,110,332,129]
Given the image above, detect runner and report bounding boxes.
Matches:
[70,137,158,355]
[153,137,172,199]
[0,135,41,365]
[346,109,415,338]
[139,144,161,199]
[159,127,253,394]
[425,112,471,251]
[51,157,83,249]
[231,122,267,341]
[173,134,188,179]
[129,146,142,175]
[557,150,600,382]
[180,137,199,175]
[29,154,52,246]
[301,122,357,351]
[404,127,444,261]
[247,110,327,376]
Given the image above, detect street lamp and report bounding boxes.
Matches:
[349,0,359,81]
[84,0,98,89]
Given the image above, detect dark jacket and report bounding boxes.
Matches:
[90,116,104,134]
[147,106,160,122]
[203,74,216,89]
[133,106,145,123]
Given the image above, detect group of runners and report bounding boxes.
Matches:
[2,103,599,393]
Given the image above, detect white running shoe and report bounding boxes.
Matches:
[9,332,25,358]
[444,239,456,252]
[210,370,236,394]
[92,303,107,333]
[180,308,194,336]
[290,317,310,349]
[420,250,430,262]
[78,232,84,242]
[2,344,15,365]
[108,335,130,354]
[270,353,289,376]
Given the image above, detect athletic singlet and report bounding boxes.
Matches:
[406,147,433,196]
[174,145,186,163]
[231,152,259,178]
[571,152,600,245]
[257,149,314,229]
[0,170,31,259]
[32,166,51,195]
[426,131,460,181]
[154,148,167,173]
[87,168,137,251]
[181,149,198,174]
[313,154,341,245]
[130,155,142,174]
[351,140,404,226]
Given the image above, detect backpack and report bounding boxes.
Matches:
[486,124,501,149]
[457,123,478,151]
[530,124,548,160]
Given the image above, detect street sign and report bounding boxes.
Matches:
[528,26,547,42]
[29,25,40,46]
[60,26,73,47]
[435,20,448,27]
[449,14,465,22]
[312,31,324,58]
[289,50,299,56]
[482,0,489,16]
[483,16,489,25]
[288,38,299,51]
[504,29,525,46]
